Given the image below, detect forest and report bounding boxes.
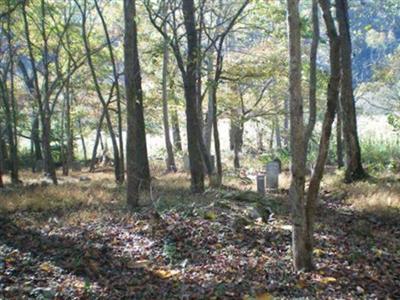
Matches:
[0,0,399,299]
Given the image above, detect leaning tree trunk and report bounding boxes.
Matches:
[287,0,309,271]
[303,0,341,271]
[336,0,367,182]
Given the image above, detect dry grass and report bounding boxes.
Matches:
[0,170,122,214]
[323,170,400,216]
[1,167,399,219]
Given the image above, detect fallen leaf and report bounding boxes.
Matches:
[320,277,337,284]
[154,269,180,279]
[39,262,53,273]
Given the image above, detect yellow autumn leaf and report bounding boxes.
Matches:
[204,211,217,221]
[313,248,324,257]
[39,262,53,273]
[320,277,337,284]
[154,269,180,279]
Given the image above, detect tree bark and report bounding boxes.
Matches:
[204,56,214,154]
[124,0,151,207]
[90,110,105,172]
[304,0,319,148]
[182,0,205,193]
[0,123,4,188]
[335,0,367,182]
[287,0,309,271]
[78,118,87,164]
[170,77,182,152]
[5,6,19,184]
[275,117,282,150]
[336,101,344,168]
[162,4,176,172]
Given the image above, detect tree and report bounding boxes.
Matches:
[75,0,123,184]
[336,0,367,183]
[93,0,125,182]
[22,0,58,184]
[286,0,341,271]
[161,1,176,172]
[287,0,308,270]
[181,0,206,192]
[124,0,151,207]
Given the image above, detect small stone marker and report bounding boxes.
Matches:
[266,161,280,190]
[257,174,265,195]
[183,153,190,171]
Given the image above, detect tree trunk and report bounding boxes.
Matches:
[77,118,87,164]
[275,117,282,150]
[283,97,289,148]
[31,115,42,172]
[256,124,264,152]
[90,110,106,172]
[230,115,243,170]
[204,56,214,154]
[336,101,344,168]
[0,123,4,188]
[64,62,74,175]
[304,0,341,272]
[124,0,151,207]
[269,123,274,150]
[304,0,319,148]
[182,0,205,193]
[335,0,367,183]
[5,8,19,184]
[287,0,310,271]
[162,5,176,172]
[0,78,19,184]
[170,80,182,152]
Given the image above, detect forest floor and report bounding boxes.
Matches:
[0,168,399,299]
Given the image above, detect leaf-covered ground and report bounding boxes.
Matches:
[0,172,399,299]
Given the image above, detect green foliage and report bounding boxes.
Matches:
[259,148,290,169]
[360,138,400,172]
